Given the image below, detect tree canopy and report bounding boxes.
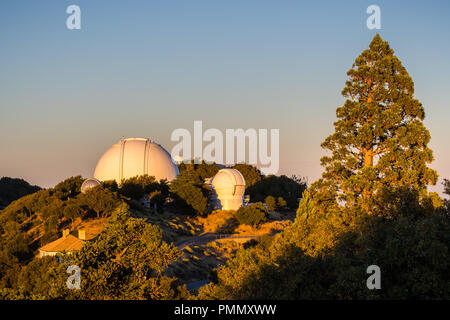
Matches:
[310,34,438,217]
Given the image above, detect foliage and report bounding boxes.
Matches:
[235,203,268,227]
[264,195,288,211]
[199,194,450,299]
[309,34,438,217]
[277,197,287,209]
[0,177,40,208]
[199,210,239,234]
[443,179,450,213]
[101,180,119,192]
[67,204,188,300]
[53,176,84,200]
[178,160,220,180]
[119,175,163,200]
[197,36,450,301]
[232,164,261,188]
[0,203,190,300]
[246,175,306,209]
[148,190,166,209]
[264,196,277,211]
[0,175,124,271]
[170,171,209,216]
[78,186,122,218]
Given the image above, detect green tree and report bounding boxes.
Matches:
[246,175,306,210]
[310,34,438,217]
[170,171,209,216]
[178,160,220,180]
[232,164,261,188]
[148,190,166,211]
[119,175,159,200]
[63,198,85,224]
[264,195,277,211]
[199,194,450,300]
[79,187,121,218]
[53,176,84,200]
[236,202,268,227]
[68,204,187,300]
[277,197,287,209]
[0,177,40,208]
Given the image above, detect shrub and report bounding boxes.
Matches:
[246,175,306,210]
[170,171,209,216]
[264,196,277,211]
[119,175,159,200]
[200,210,238,234]
[232,164,261,188]
[277,197,288,210]
[0,177,40,208]
[236,203,268,227]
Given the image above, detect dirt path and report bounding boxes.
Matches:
[175,232,261,250]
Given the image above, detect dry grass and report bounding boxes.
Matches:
[165,238,245,283]
[196,210,238,234]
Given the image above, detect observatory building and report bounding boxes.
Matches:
[80,178,101,193]
[208,168,246,211]
[93,138,179,184]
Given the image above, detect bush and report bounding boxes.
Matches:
[78,187,122,218]
[0,177,40,208]
[170,171,209,216]
[119,175,159,200]
[246,175,306,210]
[277,197,287,209]
[149,191,166,213]
[232,164,261,188]
[178,160,220,180]
[200,210,238,234]
[236,203,268,227]
[265,196,277,211]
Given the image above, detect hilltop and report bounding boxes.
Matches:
[0,163,305,298]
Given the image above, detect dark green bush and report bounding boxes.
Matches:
[236,202,268,227]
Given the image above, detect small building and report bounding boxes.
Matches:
[207,168,246,211]
[81,178,101,193]
[39,229,87,258]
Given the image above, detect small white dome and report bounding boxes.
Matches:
[210,168,246,211]
[81,178,101,193]
[94,138,179,184]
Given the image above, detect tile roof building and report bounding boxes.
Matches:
[39,229,87,258]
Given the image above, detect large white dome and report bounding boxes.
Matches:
[94,138,179,183]
[210,168,246,211]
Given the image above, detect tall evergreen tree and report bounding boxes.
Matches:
[310,34,438,216]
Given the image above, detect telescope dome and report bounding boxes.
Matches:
[94,138,179,184]
[210,168,246,211]
[80,178,101,193]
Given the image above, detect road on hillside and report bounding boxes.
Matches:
[175,233,261,250]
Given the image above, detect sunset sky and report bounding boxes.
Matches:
[1,0,450,195]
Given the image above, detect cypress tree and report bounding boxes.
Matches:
[310,34,438,217]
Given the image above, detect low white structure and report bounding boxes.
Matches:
[93,138,179,184]
[39,229,86,258]
[209,168,246,211]
[80,178,101,193]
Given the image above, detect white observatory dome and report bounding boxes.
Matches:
[81,178,101,193]
[210,168,246,211]
[94,138,179,184]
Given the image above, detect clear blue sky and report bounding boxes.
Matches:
[1,0,449,195]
